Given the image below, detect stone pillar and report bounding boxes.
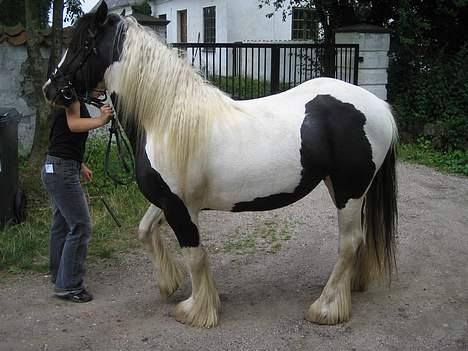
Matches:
[335,24,390,100]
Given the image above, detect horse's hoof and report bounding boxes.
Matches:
[174,297,218,328]
[305,296,350,325]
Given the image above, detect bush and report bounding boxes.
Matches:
[391,46,468,151]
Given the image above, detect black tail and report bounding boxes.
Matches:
[364,142,398,282]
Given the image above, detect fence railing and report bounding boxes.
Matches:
[172,42,359,100]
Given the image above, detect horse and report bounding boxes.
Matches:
[42,1,398,328]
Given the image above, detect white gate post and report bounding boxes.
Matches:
[335,24,390,100]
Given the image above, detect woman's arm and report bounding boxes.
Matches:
[66,100,113,133]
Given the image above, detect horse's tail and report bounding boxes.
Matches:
[355,134,398,290]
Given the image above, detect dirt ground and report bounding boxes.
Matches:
[0,162,467,351]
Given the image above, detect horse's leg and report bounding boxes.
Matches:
[173,211,220,328]
[138,205,185,298]
[306,197,364,324]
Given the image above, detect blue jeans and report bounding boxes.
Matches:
[41,155,91,295]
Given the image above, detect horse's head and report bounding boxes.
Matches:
[43,1,123,107]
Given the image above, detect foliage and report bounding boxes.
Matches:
[132,0,152,16]
[0,138,148,273]
[0,0,83,27]
[391,46,468,151]
[399,138,468,176]
[388,1,468,151]
[64,0,84,25]
[257,0,398,45]
[0,0,47,26]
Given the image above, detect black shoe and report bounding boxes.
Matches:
[56,289,93,303]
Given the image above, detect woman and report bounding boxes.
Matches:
[41,87,113,302]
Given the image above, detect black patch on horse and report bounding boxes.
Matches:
[135,140,200,247]
[232,94,375,211]
[112,93,200,248]
[303,95,375,208]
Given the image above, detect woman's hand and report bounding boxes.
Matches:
[81,163,93,182]
[100,104,114,126]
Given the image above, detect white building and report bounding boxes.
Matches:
[150,0,318,43]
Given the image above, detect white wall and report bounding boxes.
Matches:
[226,0,291,42]
[151,0,293,43]
[152,0,228,43]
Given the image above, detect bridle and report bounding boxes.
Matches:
[49,28,100,104]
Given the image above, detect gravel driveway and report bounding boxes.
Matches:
[0,162,467,351]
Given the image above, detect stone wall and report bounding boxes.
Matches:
[0,42,36,156]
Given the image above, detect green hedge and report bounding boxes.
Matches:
[391,46,468,151]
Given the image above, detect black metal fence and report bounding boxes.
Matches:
[172,42,359,99]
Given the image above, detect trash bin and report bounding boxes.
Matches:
[0,107,26,229]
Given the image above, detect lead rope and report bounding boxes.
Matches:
[79,95,135,227]
[104,117,135,185]
[79,95,135,185]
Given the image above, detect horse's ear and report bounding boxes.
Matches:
[95,1,108,24]
[121,9,126,17]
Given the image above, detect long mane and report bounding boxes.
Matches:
[106,18,239,181]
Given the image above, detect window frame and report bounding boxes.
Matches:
[291,7,318,41]
[203,6,216,44]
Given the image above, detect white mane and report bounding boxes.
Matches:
[106,17,239,179]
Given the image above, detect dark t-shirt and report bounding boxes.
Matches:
[47,104,90,162]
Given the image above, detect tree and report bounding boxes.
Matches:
[132,0,152,15]
[21,0,83,167]
[0,0,83,204]
[258,1,397,45]
[258,1,397,76]
[388,0,468,149]
[24,0,51,167]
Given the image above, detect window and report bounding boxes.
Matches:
[203,6,216,43]
[158,14,167,20]
[292,8,318,41]
[177,10,187,43]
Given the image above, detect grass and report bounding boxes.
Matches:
[223,218,294,255]
[398,138,468,176]
[0,137,148,274]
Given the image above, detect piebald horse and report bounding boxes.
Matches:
[43,1,398,328]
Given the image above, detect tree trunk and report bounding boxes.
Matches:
[48,0,64,76]
[25,0,50,168]
[314,0,336,77]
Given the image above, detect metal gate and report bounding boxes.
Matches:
[172,42,359,100]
